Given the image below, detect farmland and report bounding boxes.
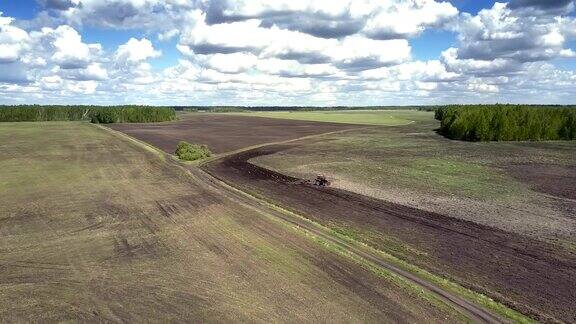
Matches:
[251,117,576,241]
[108,113,360,153]
[226,109,434,126]
[174,110,576,322]
[3,107,575,323]
[0,121,468,322]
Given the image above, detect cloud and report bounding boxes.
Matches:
[330,36,411,70]
[198,52,258,73]
[40,0,79,11]
[51,0,195,31]
[114,38,161,66]
[42,25,102,69]
[67,80,98,94]
[1,1,576,105]
[508,0,575,14]
[0,62,31,84]
[362,0,458,39]
[361,60,460,82]
[178,13,411,70]
[202,0,458,39]
[0,13,31,63]
[440,48,522,77]
[40,75,63,90]
[256,58,341,78]
[59,63,109,81]
[0,11,111,95]
[450,2,576,63]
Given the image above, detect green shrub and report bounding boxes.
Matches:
[435,105,576,141]
[175,141,212,161]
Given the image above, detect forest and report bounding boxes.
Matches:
[0,105,176,123]
[435,105,576,141]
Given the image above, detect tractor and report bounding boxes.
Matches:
[314,175,331,187]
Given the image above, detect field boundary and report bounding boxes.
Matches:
[98,123,529,323]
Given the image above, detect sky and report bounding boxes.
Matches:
[0,0,575,106]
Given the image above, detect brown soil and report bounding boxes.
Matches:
[108,114,358,154]
[204,144,576,323]
[506,164,576,200]
[1,123,459,323]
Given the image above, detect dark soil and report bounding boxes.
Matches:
[204,144,576,323]
[108,114,358,154]
[506,164,576,200]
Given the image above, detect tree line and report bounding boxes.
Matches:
[173,105,437,112]
[0,105,176,123]
[435,105,576,141]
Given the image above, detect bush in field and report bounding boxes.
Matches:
[175,141,212,161]
[0,105,176,123]
[435,105,576,141]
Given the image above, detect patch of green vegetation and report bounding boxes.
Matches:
[404,158,522,198]
[175,141,212,161]
[331,225,362,241]
[227,110,434,126]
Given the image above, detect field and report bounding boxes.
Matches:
[170,111,575,322]
[0,122,466,322]
[5,108,574,322]
[251,119,576,242]
[227,110,433,126]
[108,113,360,153]
[206,143,576,323]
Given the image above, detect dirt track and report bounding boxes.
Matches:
[204,144,576,323]
[108,114,358,153]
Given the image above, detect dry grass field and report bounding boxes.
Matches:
[0,122,464,322]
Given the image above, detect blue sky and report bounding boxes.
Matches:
[0,0,575,105]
